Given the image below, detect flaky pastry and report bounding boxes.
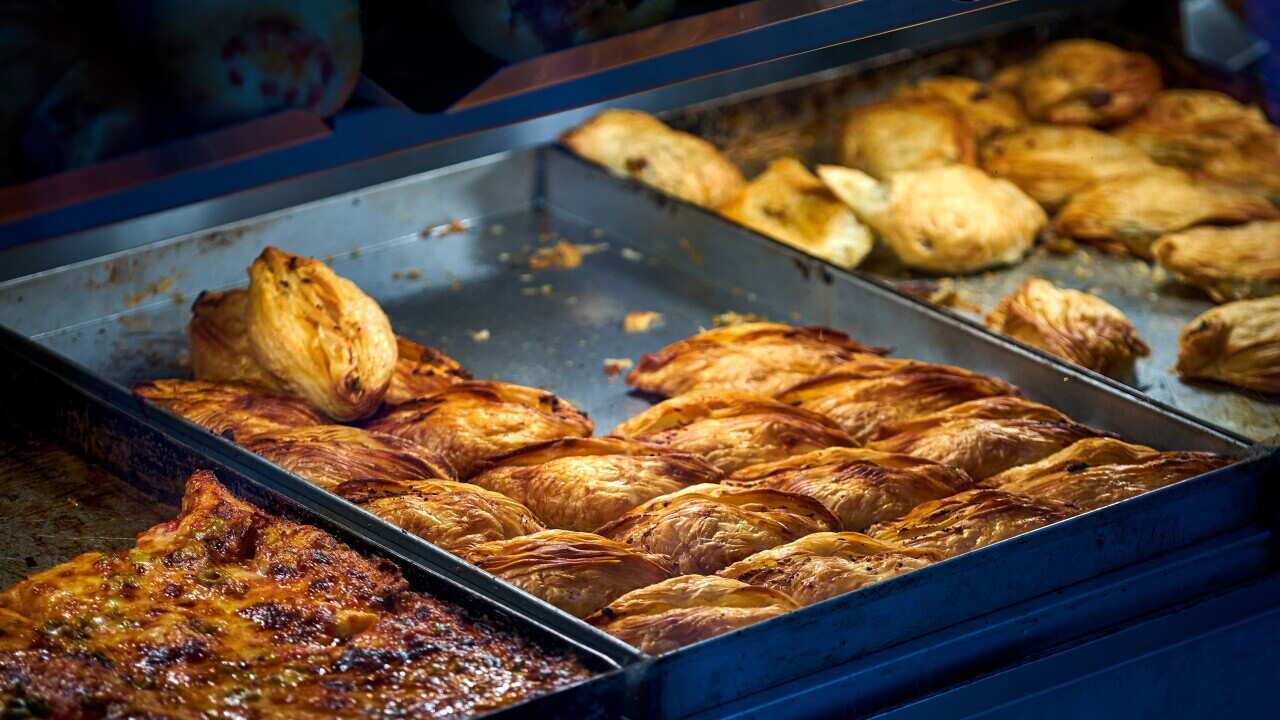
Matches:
[985,437,1158,488]
[868,488,1078,557]
[470,437,721,532]
[188,288,280,390]
[1153,221,1280,302]
[1017,39,1161,125]
[893,75,1026,140]
[247,247,397,420]
[818,164,1045,274]
[839,98,975,179]
[985,278,1149,375]
[718,157,874,270]
[1177,296,1280,394]
[385,336,470,404]
[462,530,675,618]
[993,452,1231,512]
[133,378,328,441]
[241,425,456,491]
[561,109,745,208]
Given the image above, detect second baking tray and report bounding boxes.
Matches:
[0,146,1274,718]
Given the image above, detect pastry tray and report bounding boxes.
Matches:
[0,141,1274,717]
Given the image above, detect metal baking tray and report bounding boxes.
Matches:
[0,323,625,720]
[0,141,1274,718]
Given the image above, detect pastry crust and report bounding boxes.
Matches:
[334,478,545,553]
[1153,221,1280,302]
[247,246,397,420]
[985,278,1149,375]
[718,532,941,606]
[363,381,593,478]
[585,575,798,654]
[561,109,745,208]
[868,488,1078,557]
[241,425,456,491]
[725,448,973,531]
[818,164,1045,274]
[596,483,839,574]
[992,452,1231,512]
[839,98,976,179]
[462,530,675,618]
[893,75,1027,140]
[470,437,721,532]
[132,378,328,441]
[1054,168,1279,257]
[385,336,470,405]
[188,288,281,390]
[979,125,1157,210]
[718,157,874,270]
[1177,296,1280,394]
[627,322,885,398]
[1017,39,1161,125]
[985,437,1159,488]
[611,391,856,474]
[776,362,1018,442]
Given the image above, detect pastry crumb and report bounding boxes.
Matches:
[712,311,766,327]
[469,329,491,342]
[621,247,645,262]
[624,311,664,333]
[603,358,634,377]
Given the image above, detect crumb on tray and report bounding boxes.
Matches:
[624,311,664,333]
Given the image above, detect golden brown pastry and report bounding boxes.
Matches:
[364,381,593,478]
[561,109,745,208]
[241,425,456,490]
[585,574,797,654]
[869,400,1110,480]
[611,391,856,474]
[626,322,885,398]
[385,336,470,404]
[188,288,281,390]
[718,157,874,270]
[718,532,941,606]
[893,75,1027,140]
[1017,39,1161,125]
[818,164,1045,274]
[1177,296,1280,394]
[979,125,1158,210]
[839,98,975,179]
[985,278,1149,375]
[462,530,675,618]
[993,452,1231,512]
[724,448,973,531]
[132,378,328,440]
[246,246,397,420]
[877,395,1073,432]
[868,488,1078,557]
[1153,221,1280,302]
[334,478,545,553]
[596,484,839,574]
[985,437,1159,488]
[1200,140,1280,207]
[776,362,1018,442]
[470,437,721,532]
[1055,168,1279,258]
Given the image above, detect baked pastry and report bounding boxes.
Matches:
[877,395,1072,431]
[385,336,470,404]
[132,378,328,440]
[985,278,1149,375]
[724,448,973,531]
[985,437,1159,488]
[840,98,975,179]
[1153,221,1280,302]
[188,288,281,389]
[241,425,456,490]
[247,246,397,420]
[869,488,1078,557]
[1177,296,1280,394]
[611,391,855,474]
[627,322,885,398]
[776,362,1018,442]
[818,164,1045,274]
[586,574,797,654]
[869,399,1110,480]
[470,437,721,532]
[561,109,745,208]
[718,157,874,270]
[1017,39,1161,125]
[993,452,1231,512]
[335,478,545,553]
[596,484,839,574]
[893,75,1026,140]
[979,125,1158,210]
[462,530,675,618]
[1054,168,1280,258]
[718,532,941,606]
[364,381,593,478]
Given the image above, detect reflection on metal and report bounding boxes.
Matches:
[1181,0,1269,72]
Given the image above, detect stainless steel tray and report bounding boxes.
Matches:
[0,143,1274,718]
